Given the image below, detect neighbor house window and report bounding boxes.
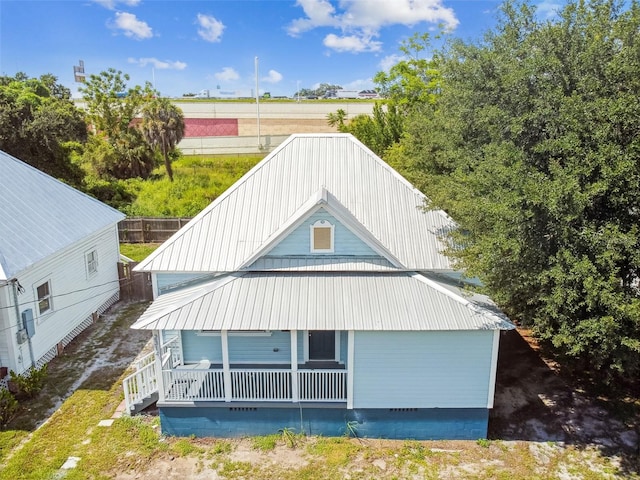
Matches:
[86,249,98,277]
[36,281,52,315]
[310,220,334,253]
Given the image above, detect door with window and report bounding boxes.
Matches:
[308,331,335,360]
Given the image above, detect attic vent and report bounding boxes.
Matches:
[389,408,418,412]
[311,220,334,253]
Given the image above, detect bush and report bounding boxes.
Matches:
[9,364,47,399]
[0,388,19,425]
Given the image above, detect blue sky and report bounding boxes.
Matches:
[0,0,563,98]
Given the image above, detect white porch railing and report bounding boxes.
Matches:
[298,370,347,401]
[163,369,225,401]
[231,369,291,401]
[123,360,158,412]
[124,363,348,410]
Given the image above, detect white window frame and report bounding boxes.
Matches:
[35,279,53,318]
[310,220,334,253]
[303,330,341,363]
[85,248,99,278]
[197,330,272,337]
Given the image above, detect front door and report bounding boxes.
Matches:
[308,331,335,360]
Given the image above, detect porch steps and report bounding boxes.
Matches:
[129,391,158,415]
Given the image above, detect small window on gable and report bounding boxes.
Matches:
[86,249,98,277]
[311,220,334,253]
[36,281,52,315]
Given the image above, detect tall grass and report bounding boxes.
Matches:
[122,155,262,217]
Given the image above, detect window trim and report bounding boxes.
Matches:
[85,248,99,278]
[310,220,334,253]
[35,279,53,318]
[197,330,272,337]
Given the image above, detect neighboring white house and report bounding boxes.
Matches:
[0,150,125,382]
[126,133,514,440]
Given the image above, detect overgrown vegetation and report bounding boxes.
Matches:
[8,364,47,399]
[338,0,640,387]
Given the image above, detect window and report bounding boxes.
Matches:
[36,281,52,315]
[310,220,334,253]
[86,249,98,277]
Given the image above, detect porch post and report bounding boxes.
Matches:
[221,330,232,402]
[347,330,354,409]
[290,330,298,402]
[153,330,165,402]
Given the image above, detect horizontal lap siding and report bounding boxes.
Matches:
[268,209,377,256]
[353,331,493,409]
[228,330,291,363]
[8,225,121,374]
[181,331,223,363]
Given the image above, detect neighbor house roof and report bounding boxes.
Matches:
[131,272,514,331]
[0,150,125,281]
[134,134,455,273]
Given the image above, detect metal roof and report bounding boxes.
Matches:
[0,150,125,281]
[135,134,454,273]
[131,272,514,331]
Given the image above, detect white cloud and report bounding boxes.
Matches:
[535,0,562,20]
[215,67,239,82]
[323,33,381,53]
[128,57,187,70]
[111,12,152,39]
[343,78,375,90]
[93,0,140,10]
[379,54,405,72]
[288,0,458,53]
[197,13,225,42]
[262,70,283,83]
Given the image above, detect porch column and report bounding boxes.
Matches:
[153,330,165,402]
[347,330,354,409]
[221,330,232,402]
[290,330,298,402]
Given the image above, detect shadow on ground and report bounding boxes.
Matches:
[489,329,640,475]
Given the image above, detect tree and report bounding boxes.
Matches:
[399,0,640,381]
[139,98,185,181]
[0,73,86,185]
[80,69,156,180]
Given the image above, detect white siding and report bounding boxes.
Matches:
[6,225,121,374]
[352,331,494,409]
[0,285,15,372]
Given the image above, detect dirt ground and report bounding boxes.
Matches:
[7,301,640,478]
[117,327,640,479]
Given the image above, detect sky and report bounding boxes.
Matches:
[0,0,564,99]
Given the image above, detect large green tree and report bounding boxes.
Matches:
[139,98,185,182]
[0,73,86,185]
[400,0,640,381]
[80,69,157,180]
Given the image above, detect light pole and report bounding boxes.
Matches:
[255,56,261,149]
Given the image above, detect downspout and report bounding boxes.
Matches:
[11,279,35,369]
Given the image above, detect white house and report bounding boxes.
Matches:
[126,133,513,439]
[0,150,124,382]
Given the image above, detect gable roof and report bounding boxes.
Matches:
[0,150,125,281]
[131,271,514,332]
[135,134,454,273]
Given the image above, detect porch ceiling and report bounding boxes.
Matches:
[131,272,514,332]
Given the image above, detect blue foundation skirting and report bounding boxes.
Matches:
[159,405,488,440]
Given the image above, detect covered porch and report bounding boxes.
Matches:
[123,329,353,413]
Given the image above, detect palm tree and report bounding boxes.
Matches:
[139,98,185,181]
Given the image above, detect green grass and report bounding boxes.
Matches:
[120,243,161,261]
[122,154,262,217]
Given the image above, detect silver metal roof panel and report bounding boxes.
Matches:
[0,151,125,280]
[131,272,514,332]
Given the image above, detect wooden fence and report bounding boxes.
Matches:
[118,261,154,302]
[119,217,192,243]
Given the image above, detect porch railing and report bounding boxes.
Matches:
[161,368,347,403]
[124,364,348,411]
[123,360,158,412]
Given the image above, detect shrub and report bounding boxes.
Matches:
[9,364,47,399]
[0,388,19,425]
